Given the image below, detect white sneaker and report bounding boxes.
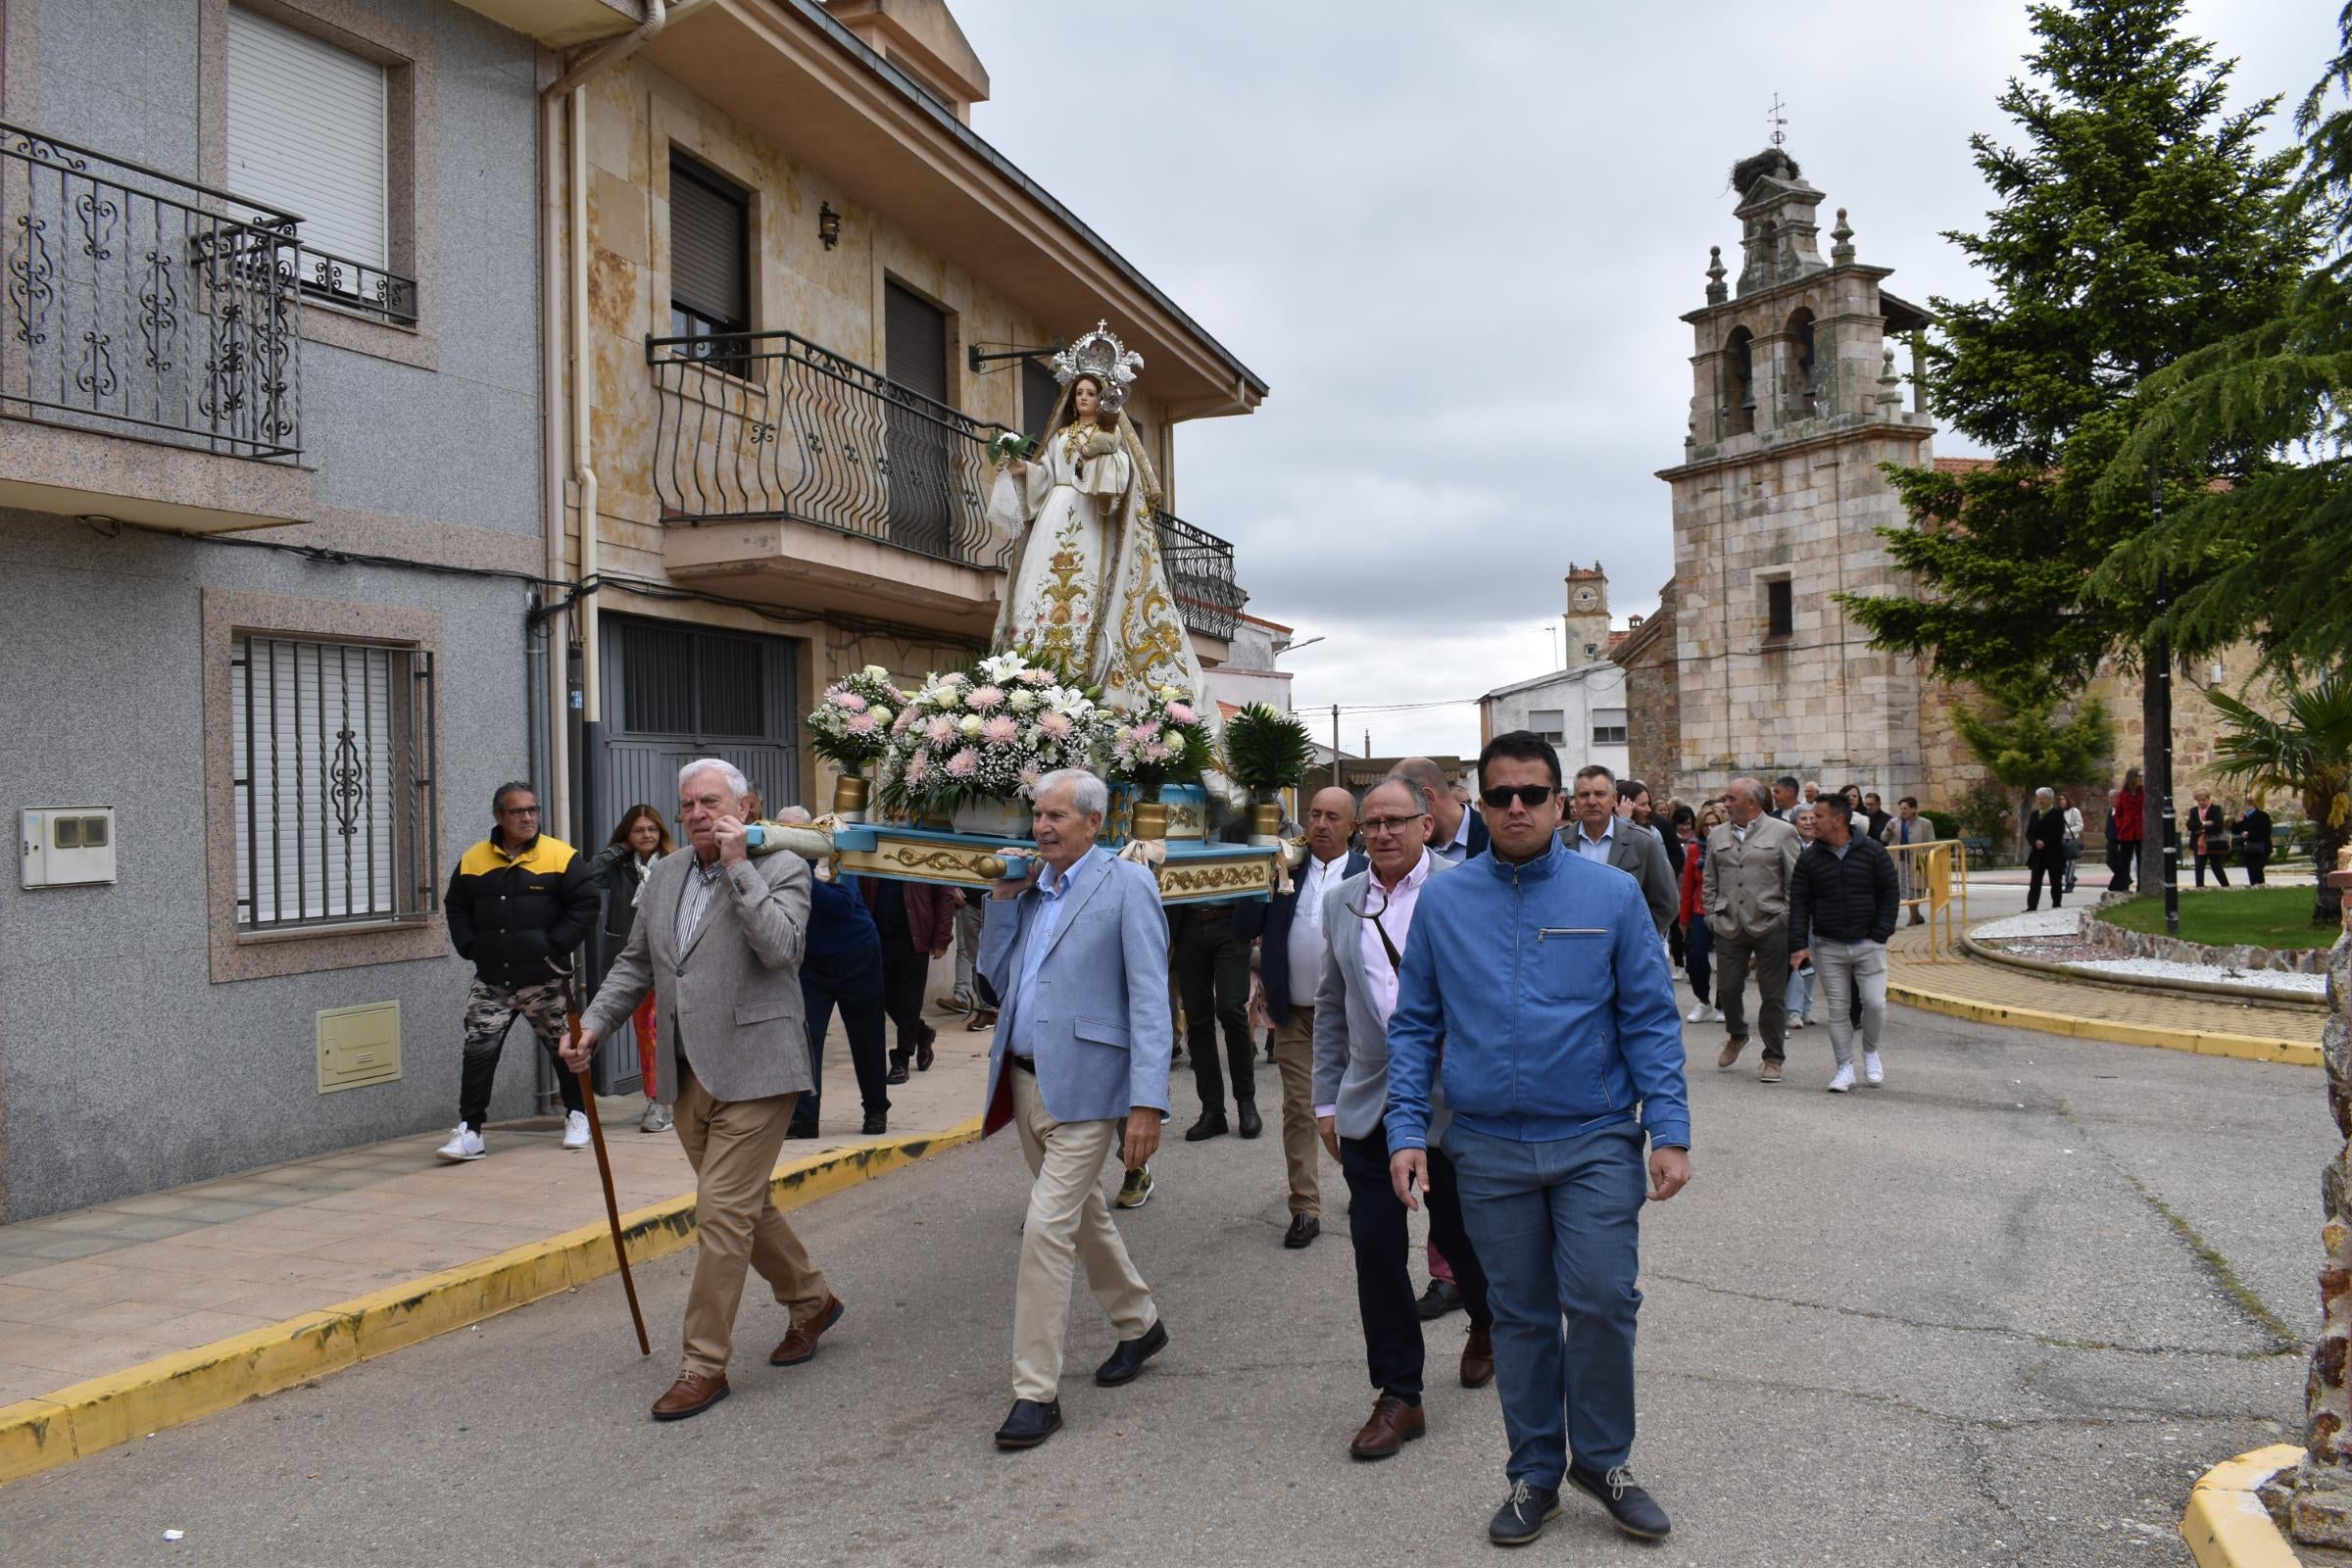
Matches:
[563,1110,591,1151]
[1705,1005,1724,1023]
[1863,1052,1885,1086]
[1686,1003,1710,1023]
[1788,1014,1806,1030]
[435,1125,485,1162]
[1827,1063,1856,1094]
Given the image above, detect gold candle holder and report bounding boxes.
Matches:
[831,773,870,822]
[1249,802,1283,839]
[1130,801,1169,841]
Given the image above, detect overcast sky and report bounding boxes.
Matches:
[952,0,2337,760]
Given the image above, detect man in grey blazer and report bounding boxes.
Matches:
[1312,777,1494,1461]
[1566,765,1679,936]
[566,759,840,1423]
[1704,777,1805,1083]
[978,768,1172,1450]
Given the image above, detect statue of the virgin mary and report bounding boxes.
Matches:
[987,323,1215,731]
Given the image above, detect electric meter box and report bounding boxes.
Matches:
[19,808,118,888]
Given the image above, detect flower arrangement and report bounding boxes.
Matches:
[881,650,1107,816]
[805,664,902,771]
[1102,684,1209,803]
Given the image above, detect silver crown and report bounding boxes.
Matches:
[1051,320,1144,413]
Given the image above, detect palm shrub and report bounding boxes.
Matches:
[2208,673,2352,924]
[1220,703,1315,801]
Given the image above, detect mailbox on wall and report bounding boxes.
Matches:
[19,808,118,889]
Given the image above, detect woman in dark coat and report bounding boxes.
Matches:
[2234,798,2274,886]
[588,804,673,1131]
[2185,788,2230,888]
[2025,786,2070,912]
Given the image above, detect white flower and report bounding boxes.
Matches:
[959,713,984,737]
[862,663,890,678]
[1155,684,1183,703]
[1007,688,1037,713]
[932,686,962,710]
[1164,730,1187,757]
[870,705,892,726]
[979,652,1029,682]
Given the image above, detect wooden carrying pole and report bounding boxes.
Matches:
[563,968,650,1356]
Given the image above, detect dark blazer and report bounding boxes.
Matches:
[1235,847,1367,1013]
[1788,834,1900,948]
[2026,808,2071,866]
[1565,819,1679,936]
[1434,808,1491,862]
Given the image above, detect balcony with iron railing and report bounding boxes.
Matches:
[648,327,1243,640]
[0,122,339,529]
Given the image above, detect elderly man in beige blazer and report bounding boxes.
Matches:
[1701,777,1803,1084]
[566,758,840,1422]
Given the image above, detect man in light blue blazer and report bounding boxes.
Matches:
[977,767,1172,1450]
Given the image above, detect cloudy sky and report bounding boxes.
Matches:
[953,0,2337,760]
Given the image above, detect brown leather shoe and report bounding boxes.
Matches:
[1348,1393,1426,1460]
[651,1371,729,1421]
[770,1295,845,1366]
[1460,1324,1495,1389]
[1717,1036,1746,1070]
[1759,1059,1783,1085]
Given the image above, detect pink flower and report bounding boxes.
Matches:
[1017,765,1041,788]
[892,708,915,735]
[925,715,956,744]
[1019,668,1053,686]
[1144,741,1171,764]
[966,685,1005,710]
[1132,719,1161,742]
[906,753,930,782]
[1037,710,1073,739]
[1165,702,1196,724]
[981,715,1018,745]
[832,691,868,713]
[845,712,878,735]
[946,749,979,778]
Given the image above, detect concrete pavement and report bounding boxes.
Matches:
[0,999,2328,1567]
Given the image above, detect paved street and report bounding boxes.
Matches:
[0,994,2330,1567]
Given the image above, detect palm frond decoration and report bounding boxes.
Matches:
[1220,703,1316,797]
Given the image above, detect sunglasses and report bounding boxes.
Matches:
[1479,784,1557,809]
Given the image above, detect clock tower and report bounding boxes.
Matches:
[1562,564,1610,664]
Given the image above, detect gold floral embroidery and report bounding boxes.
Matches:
[1032,512,1093,669]
[1112,521,1187,694]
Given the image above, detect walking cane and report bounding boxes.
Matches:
[560,962,651,1356]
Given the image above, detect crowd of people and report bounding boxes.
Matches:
[415,743,1942,1547]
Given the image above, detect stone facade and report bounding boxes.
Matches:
[1615,580,1680,799]
[2288,857,2352,1546]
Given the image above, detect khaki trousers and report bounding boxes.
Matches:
[1009,1067,1157,1401]
[673,1065,831,1377]
[1272,1005,1322,1218]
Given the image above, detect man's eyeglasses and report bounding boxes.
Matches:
[1359,812,1427,836]
[1479,785,1556,809]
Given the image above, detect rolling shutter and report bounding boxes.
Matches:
[224,7,388,270]
[884,281,948,401]
[670,157,748,328]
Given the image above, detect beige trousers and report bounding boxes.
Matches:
[1009,1067,1157,1401]
[1272,1005,1322,1218]
[673,1065,831,1377]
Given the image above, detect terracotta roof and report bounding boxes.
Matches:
[1932,457,1997,474]
[1216,700,1243,720]
[1238,611,1293,633]
[1605,628,1632,653]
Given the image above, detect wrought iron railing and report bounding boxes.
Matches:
[648,327,1247,636]
[1154,509,1245,640]
[0,122,302,460]
[296,243,416,325]
[648,327,1011,568]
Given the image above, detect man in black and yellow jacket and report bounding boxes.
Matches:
[435,782,601,1163]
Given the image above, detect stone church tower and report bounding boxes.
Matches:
[1656,149,1938,800]
[1562,564,1610,664]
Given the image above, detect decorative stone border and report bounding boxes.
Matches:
[2086,900,2329,976]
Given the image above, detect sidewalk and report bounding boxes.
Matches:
[0,998,995,1481]
[1885,921,2326,1066]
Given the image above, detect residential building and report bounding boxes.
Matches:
[0,0,548,1218]
[514,0,1264,911]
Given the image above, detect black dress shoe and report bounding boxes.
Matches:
[1236,1102,1263,1139]
[860,1110,887,1136]
[785,1123,818,1141]
[1415,1278,1463,1320]
[1567,1462,1671,1540]
[1283,1212,1320,1250]
[1183,1111,1228,1143]
[1094,1319,1168,1386]
[993,1397,1062,1449]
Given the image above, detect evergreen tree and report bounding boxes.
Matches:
[1839,0,2318,891]
[2098,6,2352,676]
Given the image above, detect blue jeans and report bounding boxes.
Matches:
[1785,960,1812,1022]
[1446,1118,1649,1485]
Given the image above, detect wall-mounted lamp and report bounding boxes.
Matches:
[818,202,841,250]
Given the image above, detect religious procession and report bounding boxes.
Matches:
[3,2,2351,1565]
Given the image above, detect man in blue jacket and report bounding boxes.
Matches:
[1387,730,1691,1547]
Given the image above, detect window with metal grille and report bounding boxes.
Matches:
[1592,708,1629,746]
[231,635,437,930]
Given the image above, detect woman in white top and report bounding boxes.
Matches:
[2058,790,2085,894]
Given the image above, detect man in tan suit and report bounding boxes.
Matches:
[1701,777,1803,1085]
[566,759,841,1421]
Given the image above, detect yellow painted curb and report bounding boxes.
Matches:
[2181,1444,2304,1567]
[1888,980,2324,1068]
[0,1117,981,1487]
